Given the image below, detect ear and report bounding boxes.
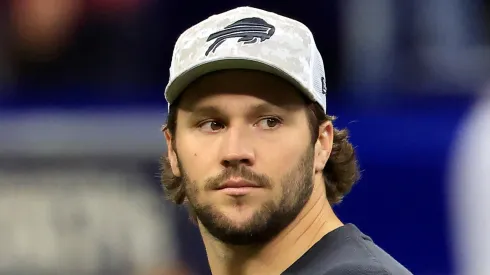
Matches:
[163,126,181,177]
[314,120,333,173]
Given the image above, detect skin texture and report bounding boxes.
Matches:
[165,70,343,275]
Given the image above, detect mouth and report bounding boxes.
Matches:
[216,177,262,196]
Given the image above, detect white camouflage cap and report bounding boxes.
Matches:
[165,6,328,113]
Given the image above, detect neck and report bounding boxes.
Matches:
[200,179,343,275]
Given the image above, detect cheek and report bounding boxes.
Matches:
[175,135,217,184]
[255,136,309,181]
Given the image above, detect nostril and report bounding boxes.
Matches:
[222,160,231,167]
[239,159,252,165]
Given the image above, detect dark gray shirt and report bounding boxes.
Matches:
[283,224,412,275]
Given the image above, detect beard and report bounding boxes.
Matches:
[178,146,315,246]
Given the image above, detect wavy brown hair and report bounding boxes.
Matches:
[160,97,360,206]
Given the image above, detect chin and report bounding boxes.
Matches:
[219,204,260,223]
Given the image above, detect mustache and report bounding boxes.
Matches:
[203,166,272,190]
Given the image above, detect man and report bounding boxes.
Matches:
[160,6,412,275]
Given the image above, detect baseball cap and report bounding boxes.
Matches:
[165,6,328,113]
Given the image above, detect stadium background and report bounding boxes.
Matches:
[0,0,489,274]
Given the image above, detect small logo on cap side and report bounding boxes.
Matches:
[321,77,327,95]
[205,17,275,56]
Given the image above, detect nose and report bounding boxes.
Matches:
[220,127,255,168]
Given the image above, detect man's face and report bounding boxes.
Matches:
[167,70,316,245]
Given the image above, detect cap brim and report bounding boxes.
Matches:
[165,58,315,105]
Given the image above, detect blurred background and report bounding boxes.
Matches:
[0,0,489,274]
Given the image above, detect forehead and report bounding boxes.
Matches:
[177,70,307,111]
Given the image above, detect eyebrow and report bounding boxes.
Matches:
[189,103,288,119]
[188,106,225,119]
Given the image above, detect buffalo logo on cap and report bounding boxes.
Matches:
[205,17,275,56]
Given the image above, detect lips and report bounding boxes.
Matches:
[216,178,261,190]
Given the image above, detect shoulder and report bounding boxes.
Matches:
[318,224,413,275]
[285,224,413,275]
[322,261,409,275]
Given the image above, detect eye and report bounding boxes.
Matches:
[198,120,225,132]
[256,117,282,130]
